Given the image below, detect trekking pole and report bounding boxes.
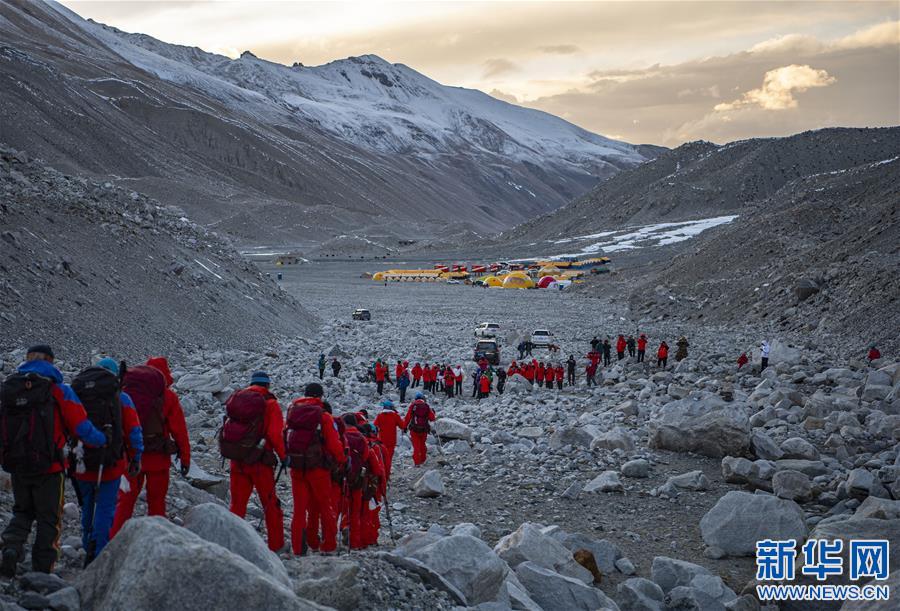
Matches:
[341,465,352,555]
[257,458,286,532]
[84,425,110,567]
[432,429,445,456]
[383,483,397,544]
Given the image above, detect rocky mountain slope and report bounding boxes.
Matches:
[0,0,652,245]
[0,145,315,358]
[497,127,898,249]
[628,153,900,357]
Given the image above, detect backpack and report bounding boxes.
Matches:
[218,389,272,465]
[408,400,431,433]
[363,441,382,500]
[284,398,327,471]
[0,372,59,475]
[71,367,123,470]
[345,431,367,490]
[123,366,174,455]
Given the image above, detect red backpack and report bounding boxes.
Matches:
[344,429,367,490]
[123,366,174,454]
[218,388,272,465]
[408,400,431,433]
[285,398,326,471]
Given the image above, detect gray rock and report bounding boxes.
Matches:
[584,470,624,493]
[616,557,636,575]
[666,585,726,611]
[721,456,774,490]
[407,535,510,605]
[434,418,473,441]
[515,562,620,611]
[451,522,483,539]
[649,397,750,458]
[184,503,290,588]
[617,577,664,611]
[667,470,710,491]
[20,572,69,595]
[846,468,874,498]
[775,459,828,477]
[622,459,651,478]
[839,568,899,611]
[46,587,80,611]
[780,437,820,461]
[690,574,737,605]
[590,427,636,452]
[292,557,361,611]
[772,469,813,503]
[376,552,467,606]
[549,427,595,450]
[517,427,543,440]
[75,517,319,611]
[494,523,592,584]
[700,491,807,556]
[414,470,445,497]
[749,431,784,461]
[176,370,230,393]
[650,556,711,593]
[558,533,623,575]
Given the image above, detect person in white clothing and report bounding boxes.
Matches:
[760,340,771,371]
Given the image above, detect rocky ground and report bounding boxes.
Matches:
[1,260,897,610]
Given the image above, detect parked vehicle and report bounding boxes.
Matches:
[474,339,501,365]
[530,329,554,348]
[474,322,501,338]
[352,308,372,321]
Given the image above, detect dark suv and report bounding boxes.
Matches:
[352,308,371,321]
[474,339,500,365]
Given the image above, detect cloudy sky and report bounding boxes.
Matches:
[62,1,899,145]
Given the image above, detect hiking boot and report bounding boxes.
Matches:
[1,549,17,578]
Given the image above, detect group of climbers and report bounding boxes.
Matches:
[220,371,438,555]
[0,345,188,577]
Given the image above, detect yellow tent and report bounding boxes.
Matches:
[484,275,503,287]
[372,272,386,281]
[502,272,534,289]
[539,266,561,277]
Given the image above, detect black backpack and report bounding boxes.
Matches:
[0,372,59,475]
[72,367,123,470]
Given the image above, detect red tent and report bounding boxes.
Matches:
[537,276,557,289]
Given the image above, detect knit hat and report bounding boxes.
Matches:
[27,344,54,359]
[415,391,424,400]
[96,357,119,376]
[304,382,324,398]
[381,400,394,409]
[250,371,271,385]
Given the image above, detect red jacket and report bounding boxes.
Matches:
[523,366,534,382]
[289,397,346,466]
[658,344,669,359]
[374,409,405,448]
[365,440,387,498]
[374,363,387,382]
[535,365,545,382]
[637,337,648,351]
[402,400,435,429]
[555,366,564,379]
[395,364,405,379]
[545,368,555,383]
[144,357,191,471]
[412,364,423,379]
[868,348,881,361]
[245,385,286,461]
[616,337,627,353]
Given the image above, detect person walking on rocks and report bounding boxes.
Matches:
[111,357,190,537]
[627,335,636,358]
[496,367,507,394]
[403,393,435,466]
[675,336,689,361]
[359,424,386,548]
[616,335,627,361]
[72,358,144,565]
[478,370,492,399]
[284,383,346,555]
[331,358,342,378]
[555,363,564,390]
[374,400,405,480]
[544,365,555,389]
[637,334,647,363]
[590,336,600,352]
[1,345,108,577]
[525,340,534,357]
[737,352,749,369]
[221,371,286,552]
[411,363,423,388]
[868,345,881,362]
[374,359,388,395]
[535,362,545,387]
[586,360,598,387]
[453,364,464,396]
[397,369,411,403]
[657,342,669,368]
[760,340,770,371]
[317,354,326,379]
[602,339,612,367]
[566,355,577,386]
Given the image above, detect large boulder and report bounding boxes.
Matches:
[649,397,750,457]
[434,418,473,441]
[494,523,592,584]
[617,578,664,611]
[650,556,711,593]
[700,491,807,557]
[176,370,230,393]
[590,427,635,452]
[549,426,596,450]
[557,533,623,575]
[772,470,814,503]
[584,471,624,493]
[779,437,819,461]
[406,535,510,605]
[514,562,620,611]
[184,503,290,588]
[75,517,320,611]
[749,431,784,461]
[292,557,361,611]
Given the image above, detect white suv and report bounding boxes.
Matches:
[475,322,501,338]
[530,329,554,347]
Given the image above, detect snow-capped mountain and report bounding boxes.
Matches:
[0,0,654,244]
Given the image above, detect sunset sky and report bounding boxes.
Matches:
[61,1,900,145]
